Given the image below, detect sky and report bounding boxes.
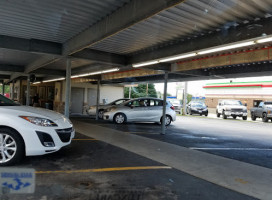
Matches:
[155,76,272,97]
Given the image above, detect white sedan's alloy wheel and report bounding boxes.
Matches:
[115,114,125,124]
[165,115,172,126]
[0,133,17,164]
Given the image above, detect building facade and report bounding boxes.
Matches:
[9,79,124,115]
[204,81,272,109]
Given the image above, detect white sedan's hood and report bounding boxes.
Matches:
[2,106,65,120]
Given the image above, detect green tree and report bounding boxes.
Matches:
[187,93,193,103]
[0,85,10,94]
[124,83,157,98]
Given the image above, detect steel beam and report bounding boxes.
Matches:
[0,75,10,79]
[33,69,66,76]
[0,35,61,55]
[128,18,272,64]
[24,55,60,74]
[71,49,127,66]
[0,64,24,73]
[63,0,186,55]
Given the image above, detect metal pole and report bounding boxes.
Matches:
[161,72,168,135]
[182,82,188,115]
[26,75,30,106]
[95,79,101,120]
[129,86,131,99]
[11,80,15,100]
[2,83,4,95]
[64,58,71,118]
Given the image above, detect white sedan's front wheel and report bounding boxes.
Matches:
[161,115,172,126]
[114,113,126,124]
[0,128,24,166]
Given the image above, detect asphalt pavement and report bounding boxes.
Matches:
[77,115,272,169]
[2,132,256,200]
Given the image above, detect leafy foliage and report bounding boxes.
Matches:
[124,83,157,98]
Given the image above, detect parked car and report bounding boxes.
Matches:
[250,101,272,122]
[168,99,182,114]
[0,94,75,166]
[187,102,208,116]
[216,99,247,120]
[103,97,176,126]
[87,98,130,119]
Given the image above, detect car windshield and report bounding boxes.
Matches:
[109,99,129,105]
[0,95,19,106]
[223,100,242,106]
[192,103,206,108]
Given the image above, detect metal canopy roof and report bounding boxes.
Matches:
[0,0,272,83]
[0,0,130,43]
[89,0,272,55]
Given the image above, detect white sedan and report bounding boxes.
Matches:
[0,94,75,166]
[103,97,176,126]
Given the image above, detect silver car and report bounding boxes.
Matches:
[103,97,176,126]
[87,98,130,118]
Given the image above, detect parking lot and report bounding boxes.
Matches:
[4,115,271,200]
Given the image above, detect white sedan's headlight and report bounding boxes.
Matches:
[19,116,58,127]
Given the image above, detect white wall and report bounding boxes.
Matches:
[61,81,124,106]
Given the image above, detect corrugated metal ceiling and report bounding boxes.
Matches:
[89,0,272,55]
[0,0,130,43]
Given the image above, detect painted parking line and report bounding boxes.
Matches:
[72,139,98,141]
[190,147,272,150]
[36,166,172,174]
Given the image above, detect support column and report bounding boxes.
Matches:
[129,86,132,99]
[183,82,188,115]
[64,58,71,118]
[95,79,101,120]
[0,82,2,95]
[161,72,168,135]
[1,84,4,95]
[11,80,15,100]
[26,75,30,106]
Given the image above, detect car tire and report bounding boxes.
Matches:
[189,110,192,115]
[0,128,24,166]
[216,110,220,118]
[251,112,256,121]
[161,115,172,126]
[98,110,104,119]
[205,113,208,117]
[262,113,268,122]
[233,116,237,119]
[222,110,227,119]
[243,116,247,120]
[114,113,126,124]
